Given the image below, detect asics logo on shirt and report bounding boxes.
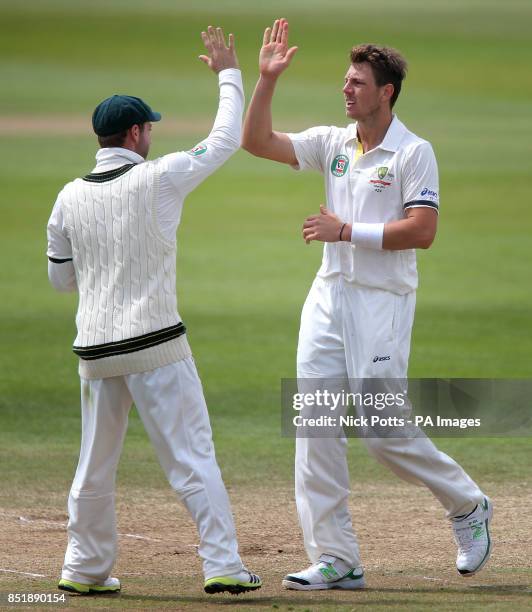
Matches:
[420,187,438,199]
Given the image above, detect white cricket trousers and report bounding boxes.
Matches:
[62,357,243,584]
[295,277,484,568]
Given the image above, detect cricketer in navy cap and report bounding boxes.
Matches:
[92,95,162,136]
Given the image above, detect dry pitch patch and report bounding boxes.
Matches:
[0,116,213,137]
[0,483,530,611]
[0,115,308,137]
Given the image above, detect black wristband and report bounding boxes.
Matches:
[339,222,347,242]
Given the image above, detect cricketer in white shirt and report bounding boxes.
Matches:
[288,117,439,294]
[242,18,490,586]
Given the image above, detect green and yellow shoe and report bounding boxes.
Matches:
[58,577,121,595]
[204,569,262,595]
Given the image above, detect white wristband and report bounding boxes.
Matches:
[350,222,384,250]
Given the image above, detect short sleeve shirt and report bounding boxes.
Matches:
[287,116,439,294]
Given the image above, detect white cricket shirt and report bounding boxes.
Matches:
[288,116,439,294]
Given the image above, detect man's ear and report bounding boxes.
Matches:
[381,83,394,105]
[129,124,141,143]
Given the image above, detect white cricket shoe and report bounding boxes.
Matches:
[282,554,365,590]
[452,496,493,576]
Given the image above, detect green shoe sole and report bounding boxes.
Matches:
[58,579,120,595]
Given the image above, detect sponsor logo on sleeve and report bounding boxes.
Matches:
[331,154,349,177]
[420,187,438,200]
[187,144,208,156]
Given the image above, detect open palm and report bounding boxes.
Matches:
[259,18,298,78]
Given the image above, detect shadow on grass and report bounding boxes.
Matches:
[112,583,531,607]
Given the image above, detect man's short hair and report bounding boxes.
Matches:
[350,44,407,108]
[97,123,148,148]
[97,130,128,148]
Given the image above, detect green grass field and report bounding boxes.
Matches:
[0,1,531,610]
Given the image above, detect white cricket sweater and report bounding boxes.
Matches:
[47,68,244,379]
[60,159,190,379]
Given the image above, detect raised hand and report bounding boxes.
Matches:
[199,26,239,73]
[259,18,298,80]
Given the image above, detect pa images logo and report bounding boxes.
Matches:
[369,166,394,192]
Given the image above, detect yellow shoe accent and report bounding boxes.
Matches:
[58,578,120,594]
[204,571,262,594]
[58,579,90,594]
[89,582,120,593]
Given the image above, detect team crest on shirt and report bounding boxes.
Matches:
[331,154,349,177]
[377,166,388,179]
[370,166,394,192]
[187,144,207,156]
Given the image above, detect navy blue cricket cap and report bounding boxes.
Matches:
[92,95,162,136]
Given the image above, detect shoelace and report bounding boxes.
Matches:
[454,520,486,554]
[454,524,475,553]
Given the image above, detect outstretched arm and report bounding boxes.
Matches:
[242,18,299,165]
[159,25,244,203]
[198,25,243,151]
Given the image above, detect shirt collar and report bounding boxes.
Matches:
[344,115,406,153]
[93,147,145,172]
